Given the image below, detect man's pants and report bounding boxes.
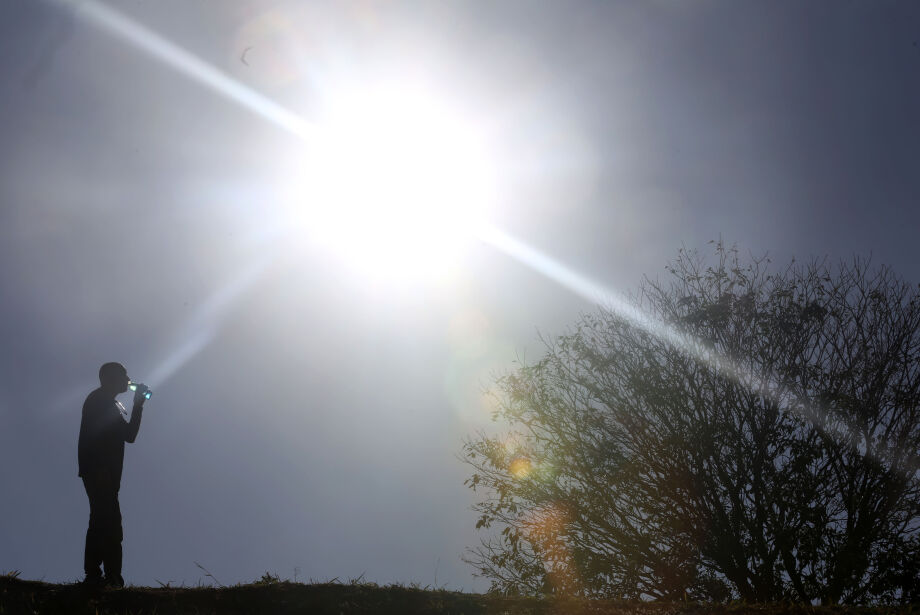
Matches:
[82,476,122,581]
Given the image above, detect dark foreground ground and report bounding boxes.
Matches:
[1,575,917,615]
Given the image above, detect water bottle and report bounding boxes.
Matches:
[129,382,153,400]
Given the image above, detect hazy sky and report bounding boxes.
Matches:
[1,0,919,590]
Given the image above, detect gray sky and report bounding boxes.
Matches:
[1,0,918,590]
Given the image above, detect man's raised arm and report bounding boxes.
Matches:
[124,396,144,443]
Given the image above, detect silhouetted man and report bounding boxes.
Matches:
[78,362,146,588]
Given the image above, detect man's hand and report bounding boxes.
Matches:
[133,387,148,408]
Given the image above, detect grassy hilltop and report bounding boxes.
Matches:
[3,575,919,615]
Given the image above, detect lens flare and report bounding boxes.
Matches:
[509,456,532,478]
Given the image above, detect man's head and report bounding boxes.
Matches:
[99,362,130,395]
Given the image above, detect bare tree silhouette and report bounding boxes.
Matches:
[463,242,920,604]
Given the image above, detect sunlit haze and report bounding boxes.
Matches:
[1,0,919,594]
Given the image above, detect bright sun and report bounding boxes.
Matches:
[288,83,496,283]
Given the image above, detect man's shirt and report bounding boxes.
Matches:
[78,388,142,486]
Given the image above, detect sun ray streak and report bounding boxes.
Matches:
[61,0,312,139]
[143,251,274,388]
[478,224,701,356]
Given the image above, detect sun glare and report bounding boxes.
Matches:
[288,84,496,282]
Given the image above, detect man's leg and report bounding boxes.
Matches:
[82,477,104,583]
[102,493,124,587]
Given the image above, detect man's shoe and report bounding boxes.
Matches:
[82,575,104,588]
[103,575,125,588]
